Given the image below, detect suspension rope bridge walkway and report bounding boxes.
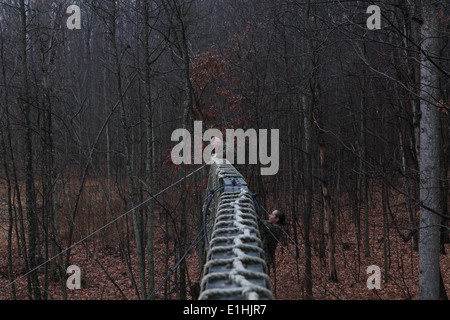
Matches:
[198,158,273,300]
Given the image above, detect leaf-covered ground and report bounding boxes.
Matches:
[0,187,449,300]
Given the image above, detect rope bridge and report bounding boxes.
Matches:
[198,158,273,300]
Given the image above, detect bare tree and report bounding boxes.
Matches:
[418,0,442,300]
[19,0,41,300]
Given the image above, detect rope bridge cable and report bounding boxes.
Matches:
[147,225,205,300]
[0,163,209,294]
[198,158,274,300]
[203,184,232,250]
[146,182,229,300]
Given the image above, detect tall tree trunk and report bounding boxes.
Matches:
[302,92,313,300]
[302,0,314,300]
[143,0,155,298]
[179,27,192,303]
[418,0,441,300]
[35,10,63,298]
[1,35,29,296]
[161,0,198,299]
[1,23,16,299]
[110,0,146,299]
[20,0,41,300]
[360,76,370,258]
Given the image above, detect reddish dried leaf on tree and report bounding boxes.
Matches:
[189,50,246,127]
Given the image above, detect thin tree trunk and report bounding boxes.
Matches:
[359,69,370,258]
[161,0,197,299]
[302,92,313,300]
[381,170,390,284]
[302,0,314,300]
[399,131,419,251]
[20,0,41,299]
[110,0,146,299]
[319,145,338,282]
[1,65,30,297]
[143,0,155,299]
[0,113,16,299]
[0,24,16,299]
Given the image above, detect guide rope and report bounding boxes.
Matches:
[1,163,208,294]
[147,182,229,300]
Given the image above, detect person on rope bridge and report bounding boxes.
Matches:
[259,210,285,273]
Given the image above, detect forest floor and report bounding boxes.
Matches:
[0,181,449,300]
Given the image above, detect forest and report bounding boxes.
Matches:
[0,0,448,300]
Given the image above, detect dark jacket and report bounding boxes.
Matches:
[259,220,283,267]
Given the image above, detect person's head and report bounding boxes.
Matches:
[210,136,223,149]
[268,210,285,225]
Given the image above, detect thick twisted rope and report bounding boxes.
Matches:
[199,160,273,300]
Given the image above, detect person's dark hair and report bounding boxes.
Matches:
[274,210,286,225]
